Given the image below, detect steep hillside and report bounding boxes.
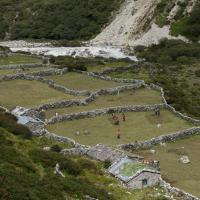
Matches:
[92,0,199,46]
[0,111,171,200]
[0,0,122,41]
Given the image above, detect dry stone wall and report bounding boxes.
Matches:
[120,127,200,151]
[160,179,200,200]
[0,63,43,70]
[47,104,165,124]
[77,70,144,84]
[0,73,89,97]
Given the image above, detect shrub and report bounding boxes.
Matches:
[0,112,32,139]
[103,159,112,169]
[51,144,62,152]
[195,70,200,77]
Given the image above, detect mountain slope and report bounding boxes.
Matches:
[91,0,199,46]
[0,0,122,41]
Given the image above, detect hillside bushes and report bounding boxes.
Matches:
[0,0,122,40]
[171,3,200,41]
[0,112,32,138]
[135,39,200,64]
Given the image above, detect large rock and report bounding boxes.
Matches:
[179,155,190,164]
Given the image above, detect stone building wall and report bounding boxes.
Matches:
[127,171,161,189]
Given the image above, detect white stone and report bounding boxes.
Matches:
[43,146,51,151]
[157,124,161,128]
[179,155,190,164]
[150,149,156,154]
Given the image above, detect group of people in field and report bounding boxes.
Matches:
[112,107,161,140]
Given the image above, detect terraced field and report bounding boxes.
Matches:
[0,66,52,76]
[0,54,42,65]
[0,53,199,199]
[46,72,126,91]
[46,110,193,146]
[0,80,82,109]
[45,88,162,118]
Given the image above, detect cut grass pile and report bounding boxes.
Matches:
[0,54,42,65]
[45,88,162,119]
[46,72,126,91]
[46,110,193,146]
[135,135,200,198]
[0,80,82,109]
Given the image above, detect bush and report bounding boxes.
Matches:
[195,70,200,77]
[51,144,62,152]
[0,112,32,139]
[176,56,190,64]
[0,0,122,41]
[103,159,112,169]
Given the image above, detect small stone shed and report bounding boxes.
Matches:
[11,106,44,131]
[108,156,161,189]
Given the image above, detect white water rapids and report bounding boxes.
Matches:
[0,41,137,61]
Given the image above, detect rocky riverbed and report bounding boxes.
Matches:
[0,40,137,61]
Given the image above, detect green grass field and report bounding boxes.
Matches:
[45,88,162,119]
[135,135,200,198]
[46,110,193,146]
[46,72,126,91]
[0,54,42,65]
[0,80,82,109]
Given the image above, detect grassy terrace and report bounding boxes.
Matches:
[45,88,162,119]
[135,135,200,198]
[46,72,126,91]
[0,54,42,65]
[46,110,193,146]
[0,66,52,76]
[0,80,82,109]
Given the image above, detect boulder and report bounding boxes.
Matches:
[179,155,190,164]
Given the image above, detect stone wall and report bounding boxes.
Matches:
[0,63,42,70]
[47,104,165,124]
[160,179,200,200]
[34,128,89,148]
[77,70,144,84]
[34,82,145,112]
[0,73,89,97]
[120,127,200,151]
[127,171,161,190]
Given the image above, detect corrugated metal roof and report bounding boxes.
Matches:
[17,116,38,125]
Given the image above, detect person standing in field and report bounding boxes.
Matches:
[117,128,121,139]
[122,113,126,122]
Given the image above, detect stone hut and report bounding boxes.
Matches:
[108,156,161,189]
[11,106,44,132]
